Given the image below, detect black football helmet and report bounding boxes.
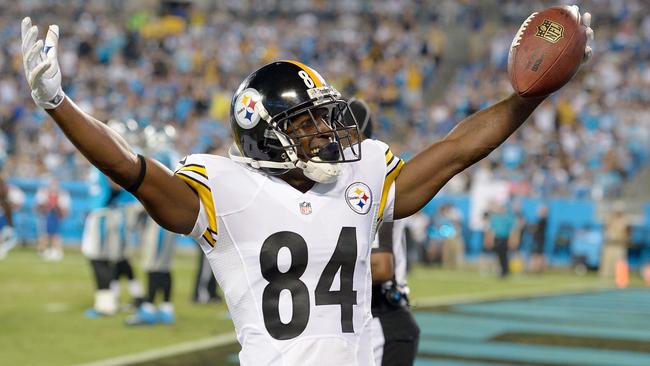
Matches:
[228,60,361,182]
[343,98,374,139]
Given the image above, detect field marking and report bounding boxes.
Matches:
[74,332,237,366]
[76,282,614,366]
[44,303,70,313]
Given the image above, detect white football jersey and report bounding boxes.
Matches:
[141,215,176,272]
[81,207,123,261]
[175,139,403,366]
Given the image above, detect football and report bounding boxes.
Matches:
[508,6,587,98]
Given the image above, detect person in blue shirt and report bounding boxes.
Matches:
[484,202,517,277]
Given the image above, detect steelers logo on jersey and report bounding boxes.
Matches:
[345,182,372,215]
[234,88,262,129]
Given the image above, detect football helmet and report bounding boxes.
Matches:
[228,60,361,183]
[343,98,374,139]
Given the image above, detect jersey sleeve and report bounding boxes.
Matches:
[375,141,404,223]
[174,155,218,251]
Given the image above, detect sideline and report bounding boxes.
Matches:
[76,283,613,366]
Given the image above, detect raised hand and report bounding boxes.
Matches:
[21,17,65,109]
[565,5,594,63]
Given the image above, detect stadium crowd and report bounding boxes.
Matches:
[0,0,648,203]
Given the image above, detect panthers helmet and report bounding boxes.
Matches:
[228,60,361,183]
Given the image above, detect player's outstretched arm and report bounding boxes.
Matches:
[21,17,198,234]
[393,6,592,220]
[394,93,543,219]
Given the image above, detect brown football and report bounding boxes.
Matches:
[508,6,587,98]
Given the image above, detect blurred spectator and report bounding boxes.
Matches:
[599,202,630,280]
[0,175,20,259]
[528,205,548,274]
[35,178,70,261]
[405,210,431,268]
[508,200,526,274]
[436,204,465,269]
[484,202,517,278]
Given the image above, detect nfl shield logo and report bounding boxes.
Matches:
[299,201,312,215]
[535,19,564,43]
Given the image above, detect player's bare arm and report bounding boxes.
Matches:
[21,17,198,234]
[393,6,593,219]
[394,94,544,219]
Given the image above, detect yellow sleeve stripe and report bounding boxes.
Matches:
[385,150,394,164]
[378,159,404,222]
[202,230,216,247]
[177,165,208,179]
[175,171,218,237]
[284,60,325,87]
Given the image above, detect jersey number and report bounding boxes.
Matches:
[298,70,315,88]
[260,227,357,340]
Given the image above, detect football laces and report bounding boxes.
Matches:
[511,12,538,48]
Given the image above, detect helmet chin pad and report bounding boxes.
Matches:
[296,158,341,184]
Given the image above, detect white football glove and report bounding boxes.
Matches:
[21,17,65,109]
[567,5,594,64]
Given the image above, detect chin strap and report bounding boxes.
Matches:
[270,129,342,183]
[228,145,295,169]
[296,158,341,184]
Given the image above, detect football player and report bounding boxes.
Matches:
[345,99,420,366]
[125,210,177,325]
[83,170,143,317]
[20,10,592,365]
[0,176,19,260]
[110,202,145,310]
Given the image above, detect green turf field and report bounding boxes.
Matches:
[0,247,644,366]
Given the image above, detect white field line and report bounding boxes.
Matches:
[74,332,237,366]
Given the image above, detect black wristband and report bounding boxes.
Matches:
[126,154,147,193]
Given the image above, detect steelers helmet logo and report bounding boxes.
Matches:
[234,88,262,129]
[345,182,373,215]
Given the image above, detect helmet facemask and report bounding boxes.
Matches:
[268,98,362,183]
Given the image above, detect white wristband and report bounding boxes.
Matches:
[32,88,65,109]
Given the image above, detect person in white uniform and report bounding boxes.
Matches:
[19,11,592,365]
[0,175,22,259]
